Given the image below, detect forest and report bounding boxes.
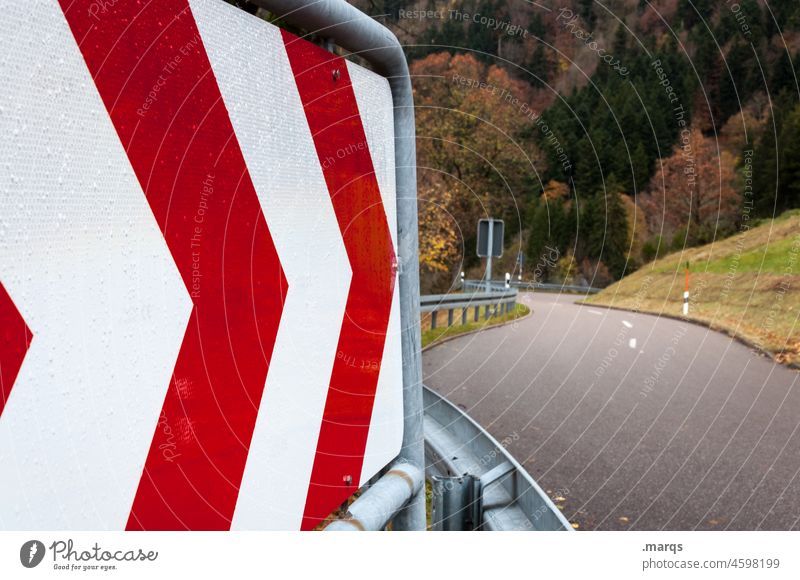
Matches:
[351,0,800,291]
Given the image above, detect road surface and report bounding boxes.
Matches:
[423,292,800,530]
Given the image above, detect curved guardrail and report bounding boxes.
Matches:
[420,287,517,329]
[462,278,601,294]
[424,386,572,531]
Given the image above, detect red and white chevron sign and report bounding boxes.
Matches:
[0,0,403,530]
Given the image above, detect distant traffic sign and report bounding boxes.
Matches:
[0,0,403,531]
[477,219,504,258]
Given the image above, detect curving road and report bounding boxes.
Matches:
[422,292,800,530]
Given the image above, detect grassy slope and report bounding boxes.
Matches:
[586,210,800,366]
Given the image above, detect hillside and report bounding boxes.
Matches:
[346,0,800,292]
[586,210,800,366]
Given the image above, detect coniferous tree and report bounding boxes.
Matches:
[771,52,798,97]
[588,177,630,279]
[777,105,800,211]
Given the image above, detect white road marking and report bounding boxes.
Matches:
[587,309,603,316]
[622,320,633,328]
[629,338,637,349]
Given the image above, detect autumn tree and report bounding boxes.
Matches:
[411,52,544,289]
[417,175,461,293]
[638,127,741,247]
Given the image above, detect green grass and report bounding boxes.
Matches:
[421,303,531,348]
[586,210,800,366]
[701,236,799,274]
[426,479,433,530]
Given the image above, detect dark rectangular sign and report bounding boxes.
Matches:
[477,218,504,258]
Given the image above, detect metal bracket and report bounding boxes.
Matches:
[430,461,516,531]
[431,474,481,531]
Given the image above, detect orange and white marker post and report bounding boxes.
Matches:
[683,262,690,316]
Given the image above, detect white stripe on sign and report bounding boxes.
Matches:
[347,62,404,484]
[189,0,352,530]
[0,1,192,529]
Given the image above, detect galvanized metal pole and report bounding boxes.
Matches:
[324,463,424,531]
[252,0,426,530]
[485,220,493,292]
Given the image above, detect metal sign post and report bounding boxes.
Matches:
[486,220,494,292]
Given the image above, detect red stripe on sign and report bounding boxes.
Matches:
[58,1,286,529]
[281,31,397,531]
[0,282,32,418]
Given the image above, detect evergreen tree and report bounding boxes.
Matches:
[587,178,630,279]
[524,45,553,89]
[527,200,550,267]
[752,94,800,215]
[779,105,800,210]
[573,137,603,201]
[771,52,798,97]
[577,0,595,26]
[612,22,627,55]
[630,142,650,195]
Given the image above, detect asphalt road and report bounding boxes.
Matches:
[423,292,800,530]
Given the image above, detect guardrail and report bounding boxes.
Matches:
[462,278,601,294]
[424,386,572,531]
[420,287,518,329]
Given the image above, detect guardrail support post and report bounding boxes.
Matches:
[431,475,481,531]
[430,311,437,330]
[447,308,453,327]
[461,307,467,325]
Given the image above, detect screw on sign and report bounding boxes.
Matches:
[0,0,404,530]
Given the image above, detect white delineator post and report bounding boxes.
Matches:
[683,266,689,316]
